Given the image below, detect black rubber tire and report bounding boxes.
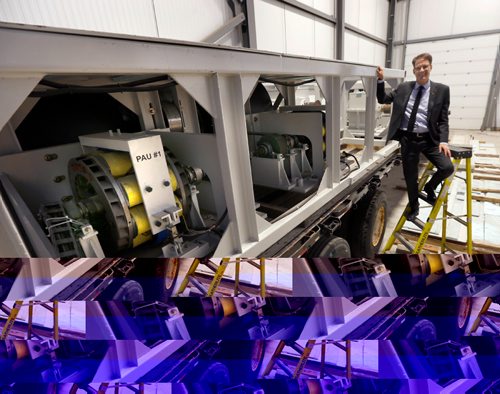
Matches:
[424,297,472,340]
[350,190,387,257]
[138,258,180,301]
[307,235,351,257]
[217,340,266,381]
[108,279,144,302]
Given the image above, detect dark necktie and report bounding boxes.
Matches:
[407,85,424,133]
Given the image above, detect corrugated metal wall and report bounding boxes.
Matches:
[403,0,500,130]
[0,0,240,45]
[344,0,388,65]
[405,35,500,130]
[0,0,158,36]
[251,0,335,59]
[407,0,500,39]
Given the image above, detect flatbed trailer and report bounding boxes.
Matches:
[0,23,405,258]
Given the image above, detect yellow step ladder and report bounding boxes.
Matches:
[176,257,266,297]
[262,340,352,379]
[468,298,500,335]
[1,300,60,340]
[383,146,473,254]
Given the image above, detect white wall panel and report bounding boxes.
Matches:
[450,118,481,130]
[0,0,158,37]
[408,0,500,40]
[453,0,500,34]
[407,0,454,39]
[314,0,334,15]
[450,85,490,97]
[405,35,500,130]
[252,0,333,58]
[153,0,237,44]
[294,0,334,15]
[345,32,386,65]
[452,96,488,108]
[345,0,360,26]
[346,0,388,40]
[0,0,241,45]
[345,32,360,63]
[314,19,334,59]
[285,5,315,57]
[252,0,286,53]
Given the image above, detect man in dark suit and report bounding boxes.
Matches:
[376,52,454,221]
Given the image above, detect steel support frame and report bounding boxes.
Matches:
[335,0,345,60]
[324,297,395,340]
[345,23,388,46]
[203,12,246,44]
[279,0,336,25]
[481,39,500,130]
[299,297,395,339]
[400,0,411,70]
[6,258,101,300]
[94,340,188,382]
[394,28,500,46]
[385,0,396,68]
[0,24,404,256]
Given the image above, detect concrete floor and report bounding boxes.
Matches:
[380,129,500,252]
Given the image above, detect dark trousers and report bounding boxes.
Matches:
[400,133,455,210]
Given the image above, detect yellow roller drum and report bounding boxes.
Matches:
[220,298,237,317]
[130,205,150,235]
[427,254,444,274]
[13,341,30,359]
[133,231,153,248]
[119,175,142,207]
[169,168,178,191]
[175,195,183,217]
[96,151,133,177]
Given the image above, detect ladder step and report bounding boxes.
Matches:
[187,276,208,295]
[288,341,306,354]
[412,218,426,229]
[203,260,219,272]
[394,232,414,252]
[275,359,294,377]
[418,192,436,205]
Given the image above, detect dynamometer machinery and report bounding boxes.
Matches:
[0,23,405,258]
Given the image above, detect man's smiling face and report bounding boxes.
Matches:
[413,57,432,85]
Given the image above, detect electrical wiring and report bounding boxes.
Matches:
[259,76,316,87]
[30,76,177,97]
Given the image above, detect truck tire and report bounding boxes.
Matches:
[350,190,387,257]
[108,279,144,301]
[218,340,266,380]
[138,258,180,301]
[424,297,472,339]
[307,235,351,257]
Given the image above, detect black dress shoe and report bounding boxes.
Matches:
[406,207,419,222]
[424,184,437,204]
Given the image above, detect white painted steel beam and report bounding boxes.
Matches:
[361,76,377,163]
[7,258,102,300]
[316,76,342,187]
[0,24,405,79]
[0,75,42,131]
[212,73,260,253]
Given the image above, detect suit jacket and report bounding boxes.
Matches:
[377,80,450,146]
